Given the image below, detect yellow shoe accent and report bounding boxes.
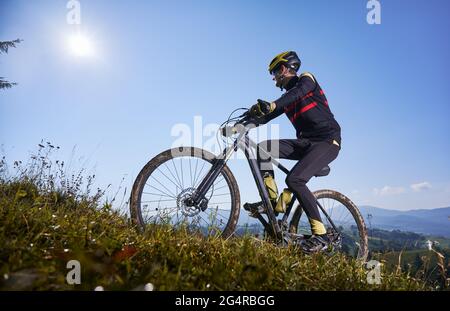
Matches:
[275,188,292,213]
[310,219,327,235]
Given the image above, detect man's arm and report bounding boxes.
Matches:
[249,73,317,125]
[274,73,317,109]
[250,101,284,125]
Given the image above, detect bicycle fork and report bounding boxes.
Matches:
[188,140,238,211]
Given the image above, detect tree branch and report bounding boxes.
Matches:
[0,39,23,54]
[0,78,17,90]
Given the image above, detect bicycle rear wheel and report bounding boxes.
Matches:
[289,189,368,261]
[130,147,241,238]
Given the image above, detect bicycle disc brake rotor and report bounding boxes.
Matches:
[176,187,201,217]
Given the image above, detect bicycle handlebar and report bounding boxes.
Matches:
[220,109,254,137]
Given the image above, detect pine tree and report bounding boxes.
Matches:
[0,39,22,90]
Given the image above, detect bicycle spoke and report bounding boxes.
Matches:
[197,214,212,226]
[143,206,179,222]
[213,207,233,211]
[156,167,182,190]
[213,175,225,185]
[180,158,184,189]
[189,156,193,187]
[149,175,177,198]
[210,193,231,197]
[170,159,183,190]
[142,191,176,199]
[164,162,183,190]
[193,158,199,187]
[208,201,231,205]
[211,177,226,190]
[145,183,176,199]
[209,210,231,220]
[141,198,177,203]
[212,184,228,192]
[329,198,334,220]
[192,161,207,188]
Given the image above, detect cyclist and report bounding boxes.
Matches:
[244,51,341,253]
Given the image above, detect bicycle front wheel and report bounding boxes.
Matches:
[130,147,241,238]
[289,189,368,261]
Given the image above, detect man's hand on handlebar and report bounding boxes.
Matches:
[249,99,275,118]
[220,102,272,137]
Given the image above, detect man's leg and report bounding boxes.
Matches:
[257,139,307,176]
[244,139,305,214]
[285,141,340,236]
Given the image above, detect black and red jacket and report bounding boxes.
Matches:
[260,73,341,144]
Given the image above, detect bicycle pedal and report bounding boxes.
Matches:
[247,208,266,218]
[243,202,266,218]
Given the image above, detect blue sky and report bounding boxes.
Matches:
[1,0,449,211]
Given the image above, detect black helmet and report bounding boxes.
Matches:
[268,51,301,75]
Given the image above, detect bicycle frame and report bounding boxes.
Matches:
[191,125,338,240]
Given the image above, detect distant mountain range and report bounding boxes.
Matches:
[358,206,450,237]
[238,205,450,237]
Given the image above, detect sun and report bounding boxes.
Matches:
[67,34,94,57]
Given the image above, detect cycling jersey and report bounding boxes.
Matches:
[261,73,341,145]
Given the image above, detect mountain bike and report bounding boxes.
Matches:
[130,109,368,260]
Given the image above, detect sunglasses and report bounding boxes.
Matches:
[271,65,283,77]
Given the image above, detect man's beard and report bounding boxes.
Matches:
[275,78,283,88]
[276,75,291,90]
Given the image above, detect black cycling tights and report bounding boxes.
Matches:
[257,139,340,234]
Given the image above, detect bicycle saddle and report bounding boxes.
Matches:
[314,165,330,177]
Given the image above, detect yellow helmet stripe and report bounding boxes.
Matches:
[269,51,290,72]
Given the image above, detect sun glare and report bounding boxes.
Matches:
[68,34,94,57]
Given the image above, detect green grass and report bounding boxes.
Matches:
[0,180,432,291]
[0,144,432,291]
[373,248,449,289]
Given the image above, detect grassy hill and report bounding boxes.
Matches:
[374,248,449,290]
[0,146,434,291]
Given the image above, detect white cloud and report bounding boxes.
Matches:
[373,186,406,196]
[410,181,432,192]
